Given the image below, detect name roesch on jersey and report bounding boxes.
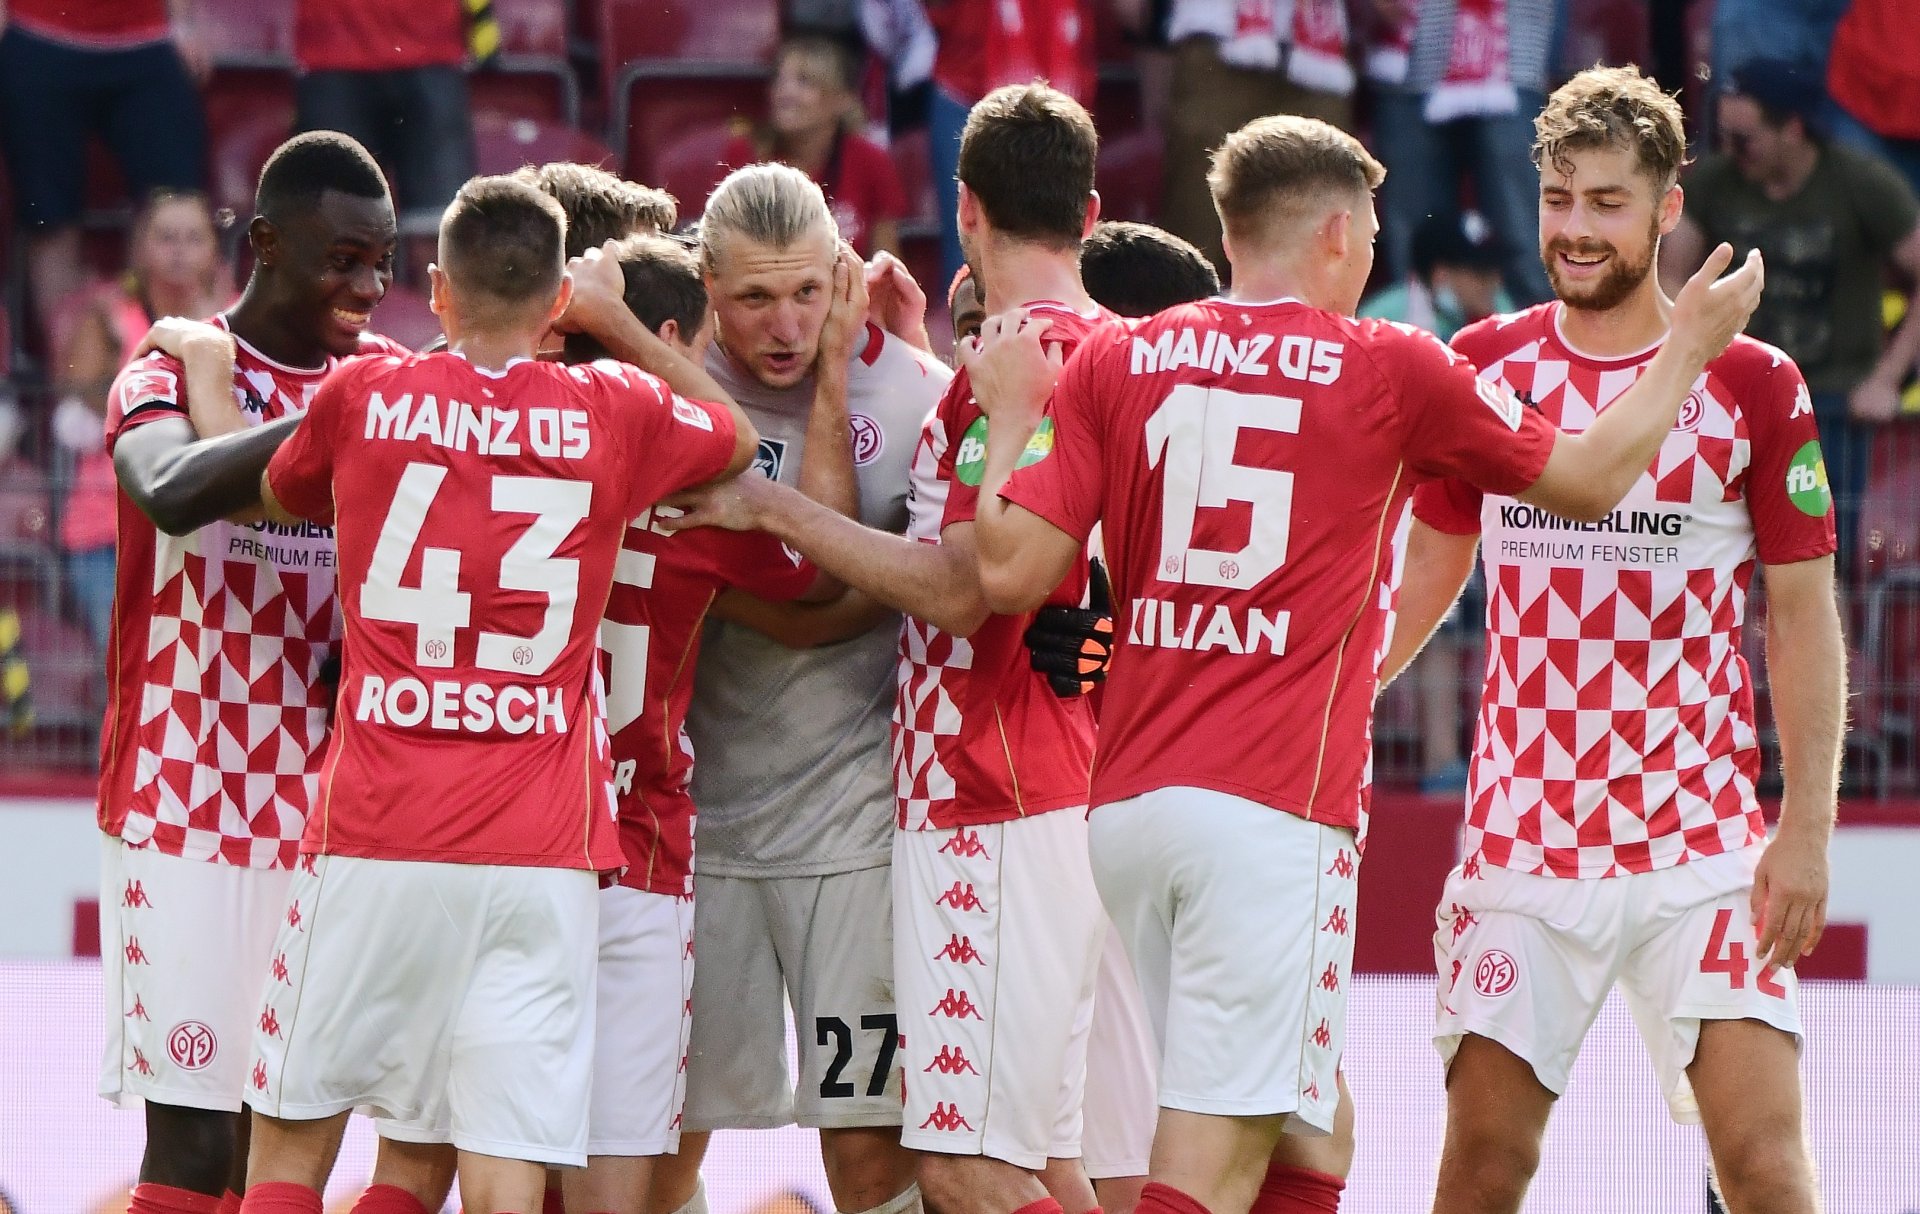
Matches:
[266,352,739,872]
[999,299,1558,841]
[1414,303,1837,879]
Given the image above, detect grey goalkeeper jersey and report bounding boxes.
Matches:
[686,325,951,877]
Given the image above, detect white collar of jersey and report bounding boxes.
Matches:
[1022,299,1105,320]
[1215,294,1305,309]
[217,312,331,376]
[448,352,533,378]
[1550,302,1667,366]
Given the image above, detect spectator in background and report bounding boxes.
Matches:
[1158,0,1357,272]
[292,0,476,223]
[926,0,1094,282]
[1663,59,1920,579]
[1374,0,1555,305]
[720,35,907,257]
[0,0,208,339]
[1708,0,1846,94]
[49,190,230,649]
[1359,208,1511,339]
[1826,0,1920,197]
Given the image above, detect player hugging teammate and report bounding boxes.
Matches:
[91,61,1831,1214]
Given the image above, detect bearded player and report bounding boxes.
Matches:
[1385,67,1840,1214]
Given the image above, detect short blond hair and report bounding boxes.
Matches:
[1208,115,1384,248]
[699,162,837,274]
[1533,65,1688,191]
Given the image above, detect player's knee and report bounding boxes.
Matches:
[915,1154,1014,1214]
[141,1102,237,1194]
[1710,1123,1815,1213]
[821,1128,915,1209]
[1442,1126,1539,1209]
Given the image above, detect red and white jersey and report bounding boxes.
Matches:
[603,508,814,895]
[1414,305,1836,878]
[265,351,738,871]
[98,318,406,869]
[892,302,1107,832]
[1001,298,1559,839]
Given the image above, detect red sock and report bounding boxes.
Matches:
[238,1181,324,1214]
[1133,1183,1212,1214]
[219,1193,245,1214]
[1011,1201,1065,1214]
[129,1185,225,1214]
[541,1186,567,1214]
[352,1184,431,1214]
[1250,1165,1345,1214]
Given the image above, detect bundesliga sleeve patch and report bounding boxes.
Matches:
[953,416,1054,487]
[116,363,180,416]
[1475,376,1524,432]
[1784,440,1832,517]
[671,397,715,431]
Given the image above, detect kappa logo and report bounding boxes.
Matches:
[271,952,291,984]
[1317,962,1341,993]
[1321,906,1350,936]
[122,879,154,909]
[924,1045,981,1075]
[753,437,789,481]
[1449,906,1479,942]
[1305,1079,1321,1103]
[934,882,986,912]
[285,900,303,931]
[167,1021,218,1071]
[299,853,319,876]
[938,828,992,860]
[1325,849,1356,879]
[1461,853,1483,881]
[929,988,984,1020]
[1790,382,1813,419]
[258,1006,283,1038]
[124,937,149,967]
[1474,949,1519,998]
[919,1101,974,1132]
[1310,1018,1333,1049]
[126,995,150,1021]
[934,934,985,965]
[252,1060,268,1091]
[132,1048,154,1078]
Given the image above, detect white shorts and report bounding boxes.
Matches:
[1082,920,1157,1180]
[99,834,293,1112]
[586,885,695,1156]
[1434,844,1801,1124]
[896,813,1106,1169]
[682,865,900,1132]
[248,855,600,1167]
[1090,788,1358,1133]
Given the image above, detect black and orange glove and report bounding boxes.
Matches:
[1024,557,1114,698]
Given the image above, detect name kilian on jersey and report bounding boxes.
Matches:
[352,675,568,735]
[1130,328,1344,383]
[365,392,592,459]
[1126,599,1290,656]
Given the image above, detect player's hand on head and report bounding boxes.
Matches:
[1750,824,1829,970]
[962,311,1063,424]
[818,241,871,367]
[864,250,929,345]
[556,239,629,335]
[133,316,235,366]
[1670,243,1764,367]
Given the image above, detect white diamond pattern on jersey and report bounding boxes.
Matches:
[122,523,337,870]
[1461,324,1768,879]
[893,617,971,831]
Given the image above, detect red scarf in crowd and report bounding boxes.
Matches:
[1423,0,1516,121]
[1219,0,1355,97]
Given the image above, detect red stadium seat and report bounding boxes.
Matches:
[1095,128,1163,224]
[1560,0,1649,76]
[598,0,780,69]
[482,0,582,123]
[889,127,938,230]
[473,112,620,178]
[495,0,568,56]
[653,121,743,222]
[370,283,443,353]
[199,0,297,66]
[621,79,764,196]
[208,100,298,222]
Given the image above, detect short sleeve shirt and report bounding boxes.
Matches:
[1413,304,1835,877]
[266,352,737,871]
[1001,298,1557,841]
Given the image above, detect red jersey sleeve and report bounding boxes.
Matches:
[584,361,739,515]
[264,359,360,524]
[1373,320,1557,496]
[1732,343,1838,565]
[1412,478,1486,535]
[103,352,189,451]
[997,332,1110,543]
[714,529,817,602]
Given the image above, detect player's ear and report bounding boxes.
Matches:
[958,183,983,237]
[249,216,278,268]
[1658,181,1684,237]
[427,265,450,318]
[1082,191,1101,241]
[659,317,682,348]
[546,272,575,329]
[1324,207,1354,263]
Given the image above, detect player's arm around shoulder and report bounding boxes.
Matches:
[963,312,1088,615]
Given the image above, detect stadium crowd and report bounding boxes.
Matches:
[0,1,1911,1213]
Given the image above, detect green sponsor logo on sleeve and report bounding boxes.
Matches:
[1784,439,1832,517]
[953,416,1054,487]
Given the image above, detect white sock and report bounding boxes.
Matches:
[841,1182,923,1214]
[671,1180,710,1214]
